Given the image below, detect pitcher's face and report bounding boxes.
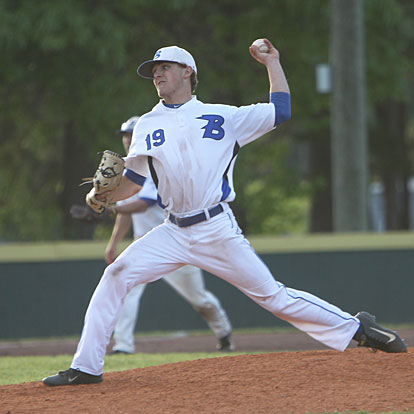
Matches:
[152,62,191,102]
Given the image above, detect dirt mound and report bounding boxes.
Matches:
[1,348,413,413]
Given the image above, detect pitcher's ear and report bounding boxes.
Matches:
[184,65,193,78]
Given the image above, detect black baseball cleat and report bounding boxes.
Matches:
[217,334,235,352]
[355,311,407,353]
[42,368,103,386]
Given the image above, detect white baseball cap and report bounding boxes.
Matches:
[137,46,197,79]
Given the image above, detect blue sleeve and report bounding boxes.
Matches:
[123,168,146,186]
[270,92,291,126]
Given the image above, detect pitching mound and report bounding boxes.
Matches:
[1,348,413,413]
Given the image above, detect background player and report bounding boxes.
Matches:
[107,116,233,354]
[43,39,406,386]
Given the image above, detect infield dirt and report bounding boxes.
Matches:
[1,330,413,413]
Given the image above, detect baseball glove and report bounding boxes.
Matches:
[83,150,125,214]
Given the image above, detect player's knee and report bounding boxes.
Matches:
[194,303,216,319]
[191,291,219,309]
[105,261,126,278]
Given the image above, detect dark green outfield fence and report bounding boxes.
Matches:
[0,233,413,340]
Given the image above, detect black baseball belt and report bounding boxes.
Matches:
[168,204,224,228]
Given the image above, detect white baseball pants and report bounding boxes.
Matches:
[72,206,359,375]
[112,264,232,353]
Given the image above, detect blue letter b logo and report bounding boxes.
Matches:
[197,115,225,140]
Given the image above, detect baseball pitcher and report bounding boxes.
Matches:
[43,39,407,387]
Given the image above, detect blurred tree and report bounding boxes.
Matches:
[365,0,414,230]
[0,0,144,239]
[0,0,412,241]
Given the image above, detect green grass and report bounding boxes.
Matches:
[0,327,298,386]
[0,351,244,386]
[1,324,412,386]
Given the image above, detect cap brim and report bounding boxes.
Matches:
[137,60,178,79]
[137,60,157,79]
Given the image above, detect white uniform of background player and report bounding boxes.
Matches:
[43,39,406,386]
[109,117,233,354]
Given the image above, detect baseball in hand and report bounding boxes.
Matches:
[252,39,269,53]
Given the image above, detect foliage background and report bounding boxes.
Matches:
[0,0,412,241]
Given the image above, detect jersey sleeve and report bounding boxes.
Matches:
[138,176,158,204]
[232,102,276,147]
[123,124,150,179]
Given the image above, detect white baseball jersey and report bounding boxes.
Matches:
[125,96,276,215]
[116,177,164,238]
